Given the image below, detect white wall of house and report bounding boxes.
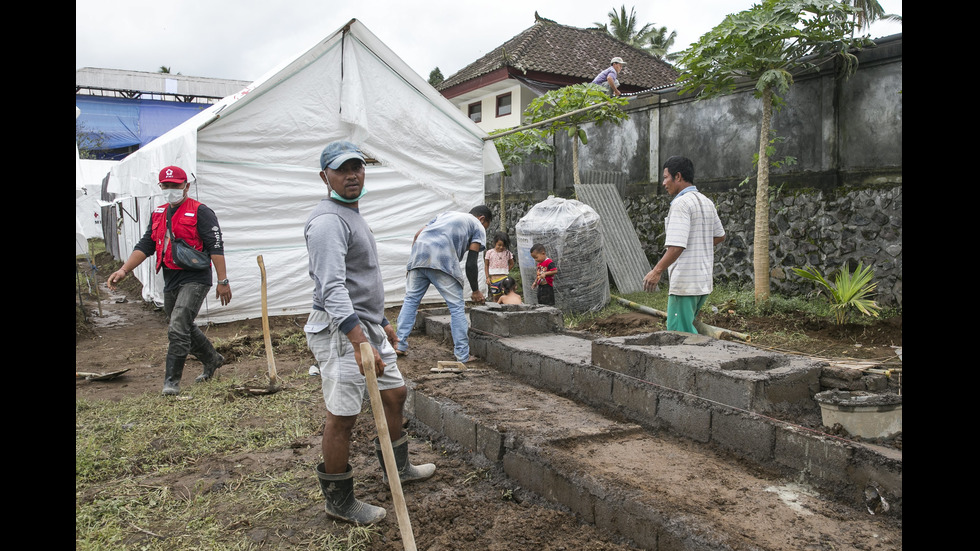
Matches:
[457,82,528,133]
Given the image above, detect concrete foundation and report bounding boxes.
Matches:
[402,305,902,549]
[591,332,824,415]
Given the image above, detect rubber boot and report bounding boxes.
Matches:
[162,355,186,396]
[195,352,225,383]
[374,435,436,484]
[315,463,386,525]
[191,331,224,383]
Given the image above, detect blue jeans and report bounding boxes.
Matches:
[396,268,469,361]
[163,282,216,360]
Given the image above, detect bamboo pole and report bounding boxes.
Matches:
[610,294,750,342]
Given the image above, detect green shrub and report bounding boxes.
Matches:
[791,262,881,325]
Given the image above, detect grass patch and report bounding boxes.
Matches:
[76,369,390,550]
[76,373,322,485]
[564,282,899,332]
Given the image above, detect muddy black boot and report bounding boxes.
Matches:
[191,332,224,383]
[195,352,225,383]
[374,435,436,484]
[162,355,186,396]
[315,463,386,525]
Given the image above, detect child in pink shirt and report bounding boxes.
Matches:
[485,232,514,302]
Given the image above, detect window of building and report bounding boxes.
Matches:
[496,93,512,117]
[468,102,482,123]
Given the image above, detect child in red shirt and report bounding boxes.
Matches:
[530,243,557,306]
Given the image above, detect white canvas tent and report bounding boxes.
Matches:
[106,19,503,324]
[76,107,89,255]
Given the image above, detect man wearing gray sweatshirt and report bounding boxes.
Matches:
[304,141,435,525]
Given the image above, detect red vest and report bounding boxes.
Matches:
[150,198,207,272]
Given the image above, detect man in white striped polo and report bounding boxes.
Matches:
[642,156,726,333]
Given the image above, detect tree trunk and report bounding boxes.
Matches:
[499,173,506,232]
[753,86,773,304]
[572,127,581,190]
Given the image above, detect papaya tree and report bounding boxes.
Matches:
[488,127,554,231]
[523,83,629,189]
[675,0,873,303]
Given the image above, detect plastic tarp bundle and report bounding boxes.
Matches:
[515,196,609,313]
[105,19,503,324]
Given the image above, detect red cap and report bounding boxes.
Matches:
[158,166,188,184]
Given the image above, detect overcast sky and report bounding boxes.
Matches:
[76,0,903,83]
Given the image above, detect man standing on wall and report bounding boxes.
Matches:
[395,206,491,363]
[643,156,726,333]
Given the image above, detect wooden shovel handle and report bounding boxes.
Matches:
[257,255,278,384]
[360,342,416,550]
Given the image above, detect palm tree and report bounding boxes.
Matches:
[846,0,901,35]
[596,5,680,60]
[644,25,677,61]
[159,66,171,74]
[594,5,654,48]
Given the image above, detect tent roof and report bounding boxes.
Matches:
[106,19,502,324]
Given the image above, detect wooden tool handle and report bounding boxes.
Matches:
[257,255,278,384]
[361,343,417,551]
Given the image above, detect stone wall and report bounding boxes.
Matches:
[484,35,902,308]
[488,182,901,308]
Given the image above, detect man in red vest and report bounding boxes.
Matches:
[108,166,232,395]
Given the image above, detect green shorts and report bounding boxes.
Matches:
[666,294,708,334]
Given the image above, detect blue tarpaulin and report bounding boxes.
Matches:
[75,96,207,153]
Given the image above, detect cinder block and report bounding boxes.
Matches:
[503,452,595,524]
[611,375,658,426]
[539,356,572,394]
[411,392,444,434]
[773,424,853,485]
[710,409,775,463]
[475,422,504,462]
[645,355,697,393]
[573,364,614,406]
[762,367,821,411]
[485,341,512,371]
[696,368,761,410]
[469,305,563,336]
[656,392,711,442]
[508,349,541,381]
[442,403,477,451]
[593,495,661,550]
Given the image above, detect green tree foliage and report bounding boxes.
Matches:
[846,0,886,31]
[594,5,654,47]
[676,0,873,304]
[644,25,678,61]
[428,67,444,87]
[489,128,554,230]
[595,4,679,60]
[76,120,107,160]
[524,84,629,188]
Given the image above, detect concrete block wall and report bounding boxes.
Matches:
[407,309,902,517]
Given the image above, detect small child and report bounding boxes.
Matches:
[496,276,522,305]
[530,243,557,306]
[485,232,515,302]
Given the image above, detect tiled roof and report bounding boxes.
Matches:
[437,14,678,93]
